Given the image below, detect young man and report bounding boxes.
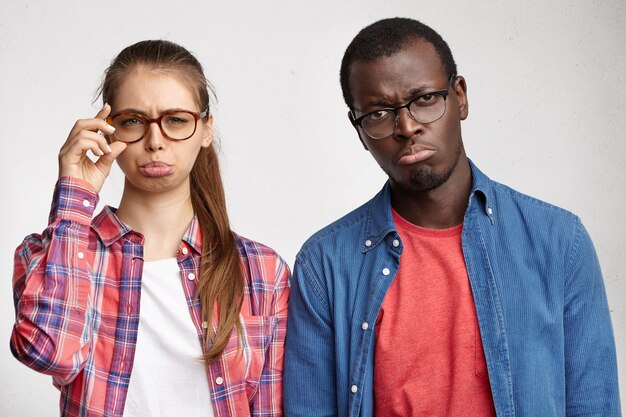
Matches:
[284,18,620,416]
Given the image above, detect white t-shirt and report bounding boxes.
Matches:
[124,258,214,417]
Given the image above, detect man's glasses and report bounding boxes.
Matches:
[350,77,455,140]
[106,109,209,143]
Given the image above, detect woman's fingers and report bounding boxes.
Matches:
[64,104,115,145]
[60,131,112,160]
[95,102,112,120]
[95,141,127,170]
[57,104,123,192]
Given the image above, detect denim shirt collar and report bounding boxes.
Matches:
[362,159,494,253]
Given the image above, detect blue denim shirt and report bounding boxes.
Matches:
[284,161,620,417]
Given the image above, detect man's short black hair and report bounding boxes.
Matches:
[340,17,457,109]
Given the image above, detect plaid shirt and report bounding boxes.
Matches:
[11,177,290,417]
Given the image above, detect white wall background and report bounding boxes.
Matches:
[1,1,624,415]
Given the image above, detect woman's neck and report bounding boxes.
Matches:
[116,182,195,261]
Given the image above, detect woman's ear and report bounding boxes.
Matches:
[202,113,214,148]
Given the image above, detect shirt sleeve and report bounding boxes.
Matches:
[563,218,621,416]
[251,255,291,416]
[284,251,338,417]
[10,177,98,386]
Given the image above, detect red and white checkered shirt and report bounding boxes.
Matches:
[11,177,290,416]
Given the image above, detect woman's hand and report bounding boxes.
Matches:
[58,104,127,192]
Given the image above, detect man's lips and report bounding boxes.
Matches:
[396,144,436,165]
[138,161,175,177]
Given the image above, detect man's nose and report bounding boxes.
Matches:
[394,107,422,140]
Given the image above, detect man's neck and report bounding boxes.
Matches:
[390,159,472,229]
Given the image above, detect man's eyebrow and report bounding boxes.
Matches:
[365,99,395,108]
[403,86,432,101]
[363,86,435,108]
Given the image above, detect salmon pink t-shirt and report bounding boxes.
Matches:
[374,210,496,416]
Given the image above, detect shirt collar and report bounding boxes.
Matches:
[467,159,495,222]
[362,158,494,252]
[181,215,203,255]
[362,183,397,253]
[91,206,203,254]
[91,206,134,246]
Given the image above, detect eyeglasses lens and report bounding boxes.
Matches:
[110,111,197,142]
[362,95,446,139]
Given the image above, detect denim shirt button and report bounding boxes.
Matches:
[392,239,400,247]
[365,239,372,247]
[361,322,369,330]
[382,268,390,276]
[351,385,358,393]
[487,207,493,215]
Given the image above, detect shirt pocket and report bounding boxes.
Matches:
[239,315,279,400]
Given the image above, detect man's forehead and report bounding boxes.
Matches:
[348,40,447,102]
[355,38,444,72]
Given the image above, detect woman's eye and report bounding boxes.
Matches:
[165,115,190,125]
[119,116,145,127]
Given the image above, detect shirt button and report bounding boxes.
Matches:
[77,252,85,259]
[487,207,493,215]
[188,273,196,280]
[82,200,90,208]
[215,377,224,385]
[361,322,369,330]
[202,321,209,329]
[351,385,358,393]
[382,268,390,276]
[181,247,189,255]
[365,239,372,247]
[392,239,400,247]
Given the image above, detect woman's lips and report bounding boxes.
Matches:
[396,145,436,165]
[138,161,175,177]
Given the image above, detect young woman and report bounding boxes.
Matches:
[10,40,289,417]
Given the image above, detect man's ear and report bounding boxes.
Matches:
[453,76,469,120]
[201,113,214,148]
[348,111,369,151]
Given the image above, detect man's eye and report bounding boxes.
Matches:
[367,110,391,122]
[415,93,438,106]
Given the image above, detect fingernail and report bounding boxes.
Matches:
[105,144,112,153]
[106,124,116,133]
[96,149,104,156]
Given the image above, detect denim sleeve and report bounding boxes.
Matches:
[284,252,338,417]
[563,219,621,416]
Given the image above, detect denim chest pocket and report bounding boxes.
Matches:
[239,315,279,399]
